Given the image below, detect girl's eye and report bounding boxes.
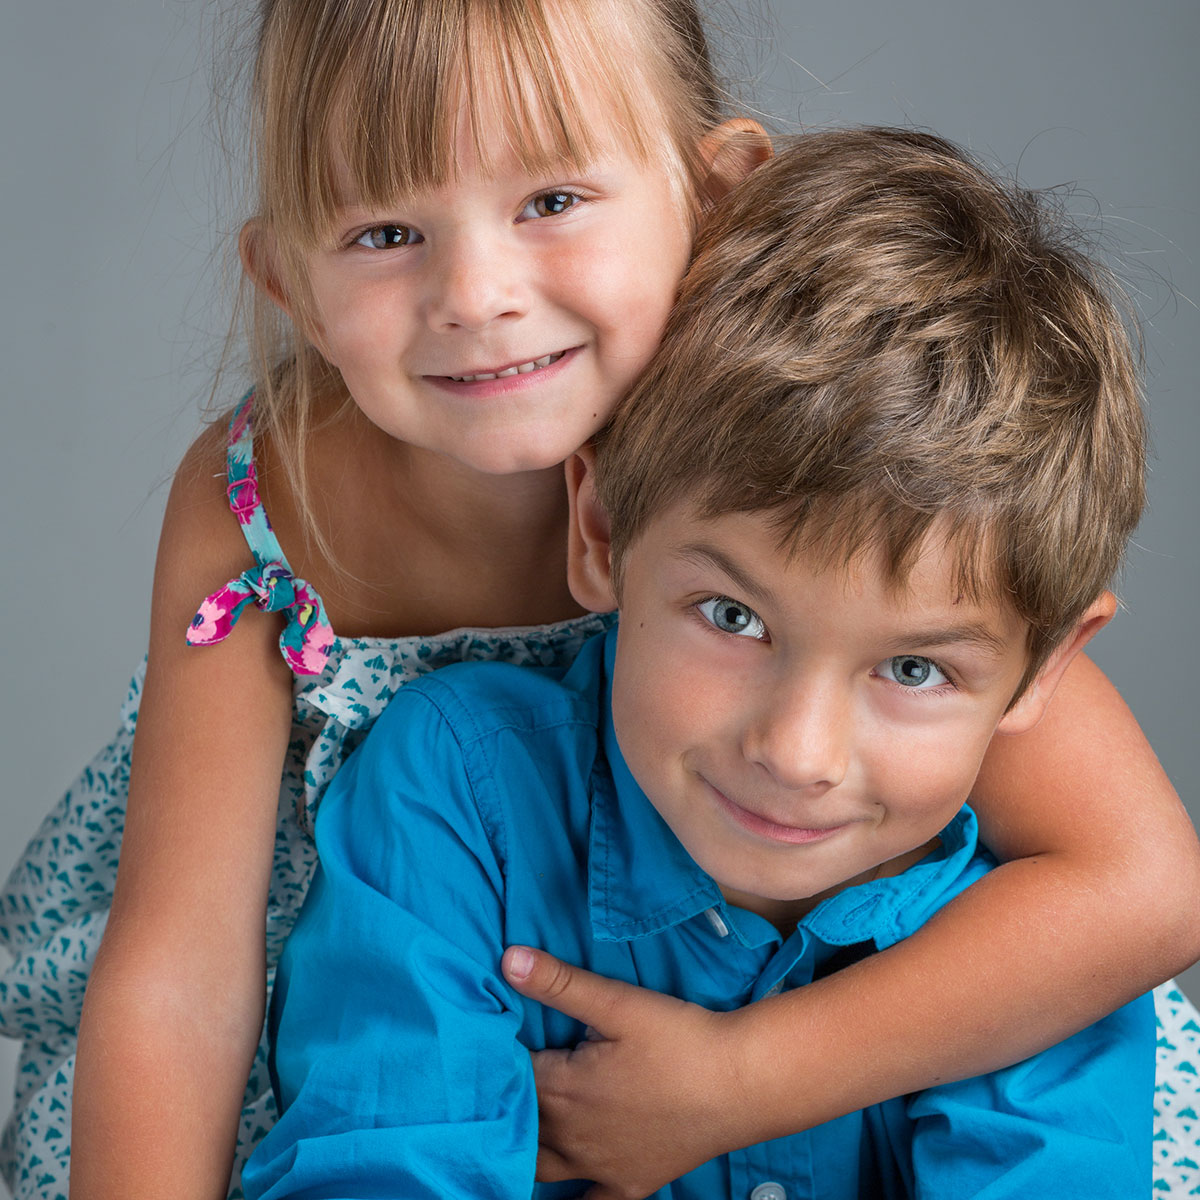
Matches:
[354,224,422,250]
[696,596,768,640]
[520,191,581,220]
[876,655,950,689]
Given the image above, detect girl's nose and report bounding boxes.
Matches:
[426,230,527,332]
[742,677,851,793]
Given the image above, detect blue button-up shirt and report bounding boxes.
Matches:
[244,628,1152,1199]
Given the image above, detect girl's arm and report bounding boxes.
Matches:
[71,427,294,1200]
[506,649,1200,1198]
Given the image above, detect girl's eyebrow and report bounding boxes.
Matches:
[672,543,774,607]
[335,151,615,206]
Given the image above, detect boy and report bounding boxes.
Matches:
[244,128,1152,1198]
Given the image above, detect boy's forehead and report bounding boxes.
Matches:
[632,501,1027,652]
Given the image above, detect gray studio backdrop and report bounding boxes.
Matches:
[1,0,1197,1160]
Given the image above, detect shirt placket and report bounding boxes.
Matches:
[727,1133,815,1200]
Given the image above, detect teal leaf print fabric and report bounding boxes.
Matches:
[0,396,613,1198]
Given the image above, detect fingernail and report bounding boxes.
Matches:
[507,946,534,981]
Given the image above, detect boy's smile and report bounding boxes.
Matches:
[597,502,1063,933]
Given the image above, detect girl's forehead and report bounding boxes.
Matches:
[264,0,700,245]
[327,46,666,211]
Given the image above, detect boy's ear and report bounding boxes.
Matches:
[698,118,773,206]
[997,591,1117,736]
[239,220,293,318]
[565,446,618,614]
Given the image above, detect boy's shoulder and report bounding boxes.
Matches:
[316,631,614,871]
[369,627,610,756]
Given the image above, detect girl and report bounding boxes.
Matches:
[0,1,1194,1198]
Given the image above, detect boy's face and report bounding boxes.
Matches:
[573,488,1099,932]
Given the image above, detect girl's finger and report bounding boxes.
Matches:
[503,945,655,1037]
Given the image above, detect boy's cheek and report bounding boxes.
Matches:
[866,726,993,825]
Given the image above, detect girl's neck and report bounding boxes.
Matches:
[265,404,589,639]
[391,434,572,554]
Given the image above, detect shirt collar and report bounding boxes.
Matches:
[799,806,984,949]
[586,626,726,943]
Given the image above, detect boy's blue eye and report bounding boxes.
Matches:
[521,191,580,220]
[696,596,768,640]
[878,655,950,689]
[355,224,421,249]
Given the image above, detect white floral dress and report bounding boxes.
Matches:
[0,395,612,1198]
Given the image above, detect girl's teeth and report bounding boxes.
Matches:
[451,352,562,382]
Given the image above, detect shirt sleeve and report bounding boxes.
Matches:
[241,683,538,1200]
[864,992,1154,1198]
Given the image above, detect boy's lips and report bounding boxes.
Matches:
[706,781,850,845]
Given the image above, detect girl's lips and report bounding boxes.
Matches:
[447,350,566,381]
[425,346,579,397]
[708,783,849,845]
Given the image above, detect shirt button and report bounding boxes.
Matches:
[750,1184,787,1200]
[705,907,731,937]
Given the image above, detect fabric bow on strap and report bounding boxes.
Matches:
[187,561,334,676]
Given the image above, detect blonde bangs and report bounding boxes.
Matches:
[254,0,693,251]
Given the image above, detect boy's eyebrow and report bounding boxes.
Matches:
[672,543,776,607]
[673,542,1013,658]
[887,622,1011,658]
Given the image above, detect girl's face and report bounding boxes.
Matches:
[295,79,696,477]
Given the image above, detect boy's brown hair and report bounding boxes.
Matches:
[596,127,1146,693]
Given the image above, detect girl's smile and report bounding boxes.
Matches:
[426,346,578,396]
[440,348,569,383]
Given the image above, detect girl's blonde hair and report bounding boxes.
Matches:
[240,0,730,558]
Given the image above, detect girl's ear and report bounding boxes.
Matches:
[997,591,1118,736]
[239,221,293,317]
[698,118,773,206]
[565,446,618,614]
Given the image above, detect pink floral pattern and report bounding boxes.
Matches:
[185,398,333,676]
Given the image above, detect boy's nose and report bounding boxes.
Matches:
[426,231,527,332]
[742,678,851,793]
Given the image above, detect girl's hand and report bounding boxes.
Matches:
[502,946,748,1198]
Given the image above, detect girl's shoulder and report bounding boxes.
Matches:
[160,392,402,652]
[163,395,336,677]
[160,405,258,600]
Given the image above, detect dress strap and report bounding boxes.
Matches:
[185,393,335,676]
